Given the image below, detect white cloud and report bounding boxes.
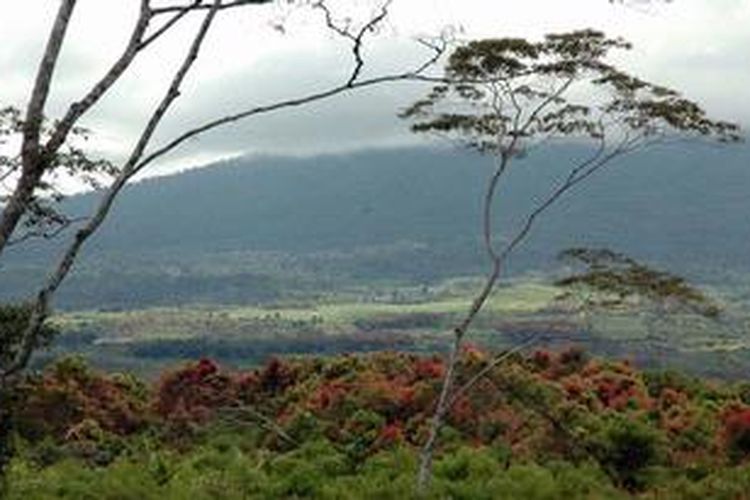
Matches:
[1,0,747,182]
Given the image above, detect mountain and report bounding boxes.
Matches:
[1,143,748,309]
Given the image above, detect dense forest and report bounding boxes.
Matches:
[7,349,750,498]
[2,145,748,310]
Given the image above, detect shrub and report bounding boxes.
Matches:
[720,404,750,462]
[15,357,148,442]
[152,358,236,430]
[590,414,663,491]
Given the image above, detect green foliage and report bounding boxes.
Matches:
[0,302,58,368]
[5,351,750,497]
[588,414,664,490]
[556,247,723,318]
[1,441,628,500]
[402,32,739,156]
[0,106,118,246]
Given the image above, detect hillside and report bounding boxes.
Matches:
[2,143,748,309]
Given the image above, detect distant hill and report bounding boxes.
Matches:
[1,143,748,309]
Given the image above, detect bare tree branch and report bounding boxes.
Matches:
[139,1,199,50]
[151,0,270,15]
[44,1,152,156]
[446,334,539,409]
[6,216,87,248]
[1,0,224,381]
[135,39,445,173]
[314,0,392,86]
[0,0,280,259]
[0,1,152,258]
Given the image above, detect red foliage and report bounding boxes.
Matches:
[721,404,750,459]
[590,372,652,411]
[235,371,261,403]
[378,423,404,444]
[360,421,406,453]
[16,359,147,440]
[531,350,552,370]
[659,388,685,410]
[562,374,587,398]
[534,346,592,380]
[259,357,294,394]
[595,375,621,406]
[308,382,350,412]
[450,396,476,426]
[414,356,445,379]
[196,358,218,378]
[20,348,735,471]
[152,358,237,427]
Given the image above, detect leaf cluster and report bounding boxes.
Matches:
[555,247,722,318]
[0,303,58,369]
[401,30,740,155]
[1,106,118,244]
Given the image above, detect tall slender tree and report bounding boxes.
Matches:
[401,30,740,490]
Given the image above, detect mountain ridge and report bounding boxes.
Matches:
[1,143,748,309]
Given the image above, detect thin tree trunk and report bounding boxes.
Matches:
[416,331,462,490]
[0,0,78,258]
[415,131,621,492]
[416,150,510,492]
[0,168,44,258]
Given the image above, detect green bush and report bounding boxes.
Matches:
[589,414,664,491]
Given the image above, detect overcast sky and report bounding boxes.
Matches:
[1,0,748,179]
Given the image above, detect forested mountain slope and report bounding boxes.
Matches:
[2,144,747,309]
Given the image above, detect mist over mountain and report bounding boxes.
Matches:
[2,143,748,309]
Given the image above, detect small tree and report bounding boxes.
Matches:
[401,30,739,489]
[555,247,723,367]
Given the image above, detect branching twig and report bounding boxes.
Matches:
[44,1,152,156]
[447,334,539,409]
[7,216,87,247]
[314,0,392,86]
[139,1,200,50]
[2,1,447,382]
[135,39,445,173]
[0,0,276,259]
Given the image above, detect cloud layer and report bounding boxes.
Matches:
[1,0,747,179]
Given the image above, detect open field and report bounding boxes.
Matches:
[37,277,750,380]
